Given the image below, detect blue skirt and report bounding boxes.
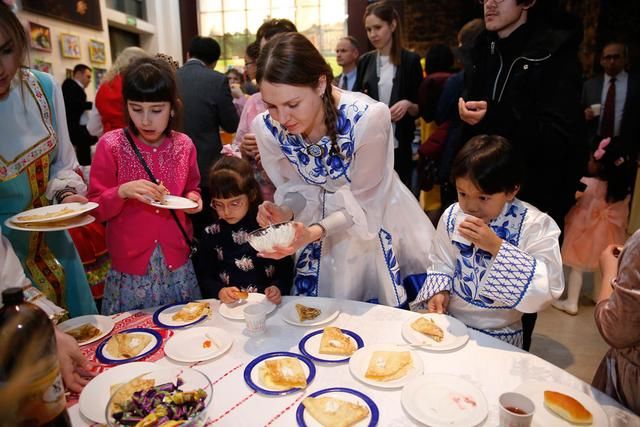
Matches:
[102,245,201,315]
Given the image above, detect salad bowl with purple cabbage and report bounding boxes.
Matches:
[106,367,212,427]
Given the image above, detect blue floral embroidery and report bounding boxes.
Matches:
[262,101,367,185]
[378,229,405,306]
[294,242,322,296]
[450,200,532,309]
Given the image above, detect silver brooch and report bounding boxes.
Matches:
[307,144,325,158]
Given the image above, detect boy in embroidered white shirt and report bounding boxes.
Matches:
[410,135,564,348]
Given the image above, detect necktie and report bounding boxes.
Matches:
[340,74,348,90]
[601,77,616,138]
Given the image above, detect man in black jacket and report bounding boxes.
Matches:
[458,0,587,350]
[62,64,95,165]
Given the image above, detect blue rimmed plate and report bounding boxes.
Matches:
[296,387,379,427]
[95,328,162,365]
[244,351,315,395]
[298,328,364,363]
[152,302,210,329]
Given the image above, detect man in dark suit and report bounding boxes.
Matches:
[176,36,239,236]
[334,36,359,91]
[582,41,640,160]
[62,64,95,165]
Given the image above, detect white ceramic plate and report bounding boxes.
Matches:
[218,293,276,320]
[298,328,364,363]
[58,314,115,346]
[515,381,609,427]
[79,361,158,424]
[9,202,98,224]
[150,195,198,210]
[401,313,470,351]
[297,387,379,427]
[280,299,340,327]
[348,344,424,389]
[95,328,162,364]
[244,352,316,395]
[4,214,95,232]
[152,302,211,329]
[164,326,233,363]
[401,373,488,427]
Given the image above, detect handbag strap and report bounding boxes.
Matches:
[123,128,193,247]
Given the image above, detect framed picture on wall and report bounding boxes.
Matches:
[93,67,106,90]
[33,59,52,74]
[22,0,103,31]
[28,22,52,52]
[65,68,74,80]
[60,33,81,59]
[88,39,105,64]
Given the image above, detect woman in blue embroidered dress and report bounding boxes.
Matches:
[0,4,96,317]
[410,135,564,348]
[251,33,435,307]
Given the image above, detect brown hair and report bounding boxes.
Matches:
[122,57,182,136]
[0,3,28,72]
[209,156,263,213]
[364,1,402,66]
[257,33,341,155]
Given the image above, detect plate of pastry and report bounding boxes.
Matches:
[58,314,115,346]
[78,361,158,424]
[9,202,98,224]
[401,313,469,351]
[244,351,316,395]
[164,326,232,363]
[514,381,608,426]
[96,327,163,365]
[348,344,424,389]
[218,292,276,320]
[152,301,211,329]
[4,214,95,232]
[281,299,340,327]
[401,373,488,427]
[150,195,198,210]
[296,387,379,427]
[298,327,364,363]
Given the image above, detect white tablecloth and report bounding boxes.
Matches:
[69,296,639,426]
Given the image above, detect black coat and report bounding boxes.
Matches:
[462,19,587,228]
[61,78,94,164]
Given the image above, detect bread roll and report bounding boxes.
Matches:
[544,390,592,425]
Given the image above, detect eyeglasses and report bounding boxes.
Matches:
[211,199,246,211]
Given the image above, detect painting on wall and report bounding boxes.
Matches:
[93,67,106,90]
[88,39,106,64]
[60,33,81,59]
[28,22,52,52]
[33,59,52,74]
[22,0,103,31]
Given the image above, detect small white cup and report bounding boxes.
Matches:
[243,304,267,335]
[499,392,535,427]
[590,103,601,116]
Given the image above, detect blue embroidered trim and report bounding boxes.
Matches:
[479,242,536,308]
[293,191,326,296]
[378,228,403,306]
[412,272,452,310]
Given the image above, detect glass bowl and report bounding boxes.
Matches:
[106,366,212,427]
[248,221,295,252]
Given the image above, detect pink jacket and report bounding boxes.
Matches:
[88,129,201,275]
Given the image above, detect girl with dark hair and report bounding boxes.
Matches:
[199,156,291,304]
[554,137,632,315]
[354,1,423,188]
[252,33,434,307]
[88,57,203,314]
[411,135,564,348]
[0,3,97,317]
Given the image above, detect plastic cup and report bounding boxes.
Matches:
[590,103,601,116]
[499,392,535,427]
[243,304,267,335]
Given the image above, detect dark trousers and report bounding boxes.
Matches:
[394,143,413,190]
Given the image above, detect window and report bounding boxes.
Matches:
[107,0,146,20]
[198,0,347,73]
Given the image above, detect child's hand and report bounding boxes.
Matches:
[458,216,503,256]
[118,180,166,203]
[264,286,282,305]
[427,291,449,314]
[183,191,203,214]
[218,286,241,304]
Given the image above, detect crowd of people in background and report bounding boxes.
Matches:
[1,0,639,415]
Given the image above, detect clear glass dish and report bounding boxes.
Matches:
[247,221,295,252]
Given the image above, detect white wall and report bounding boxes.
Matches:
[15,0,182,101]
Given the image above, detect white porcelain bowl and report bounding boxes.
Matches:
[247,221,295,252]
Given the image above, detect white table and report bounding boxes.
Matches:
[69,296,639,426]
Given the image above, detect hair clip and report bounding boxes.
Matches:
[593,137,611,160]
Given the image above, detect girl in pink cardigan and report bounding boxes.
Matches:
[88,57,203,314]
